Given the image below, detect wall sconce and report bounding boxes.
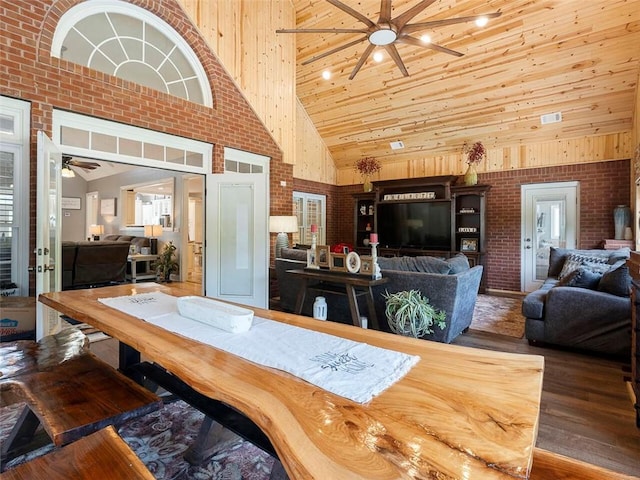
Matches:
[269,215,298,258]
[89,224,104,241]
[144,224,163,254]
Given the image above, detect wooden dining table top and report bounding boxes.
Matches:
[40,283,544,479]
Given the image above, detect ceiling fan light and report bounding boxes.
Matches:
[475,16,489,27]
[420,34,431,44]
[369,28,396,46]
[373,51,384,62]
[61,166,75,178]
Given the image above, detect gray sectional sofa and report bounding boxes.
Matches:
[275,248,483,343]
[522,247,631,357]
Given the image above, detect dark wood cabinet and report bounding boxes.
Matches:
[352,177,489,291]
[627,251,640,428]
[353,193,376,249]
[452,185,490,292]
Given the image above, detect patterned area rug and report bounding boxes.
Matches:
[0,400,281,480]
[470,294,525,338]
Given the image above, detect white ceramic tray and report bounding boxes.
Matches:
[176,296,254,333]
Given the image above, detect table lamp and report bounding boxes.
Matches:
[269,215,298,258]
[89,224,104,241]
[144,224,163,254]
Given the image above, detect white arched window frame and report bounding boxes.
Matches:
[51,0,212,108]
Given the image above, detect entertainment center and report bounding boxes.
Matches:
[353,175,490,290]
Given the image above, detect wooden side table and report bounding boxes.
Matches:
[287,268,388,329]
[126,254,158,283]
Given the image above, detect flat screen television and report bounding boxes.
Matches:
[377,201,451,251]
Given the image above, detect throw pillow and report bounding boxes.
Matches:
[558,253,609,279]
[598,260,631,297]
[446,254,470,274]
[557,266,602,289]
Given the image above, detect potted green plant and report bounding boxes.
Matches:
[383,289,446,338]
[155,241,179,282]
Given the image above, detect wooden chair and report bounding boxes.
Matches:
[0,426,154,480]
[530,447,639,480]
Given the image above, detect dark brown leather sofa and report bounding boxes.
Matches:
[62,241,131,289]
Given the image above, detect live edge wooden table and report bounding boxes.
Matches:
[288,268,388,329]
[40,283,545,479]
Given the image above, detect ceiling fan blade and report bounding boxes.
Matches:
[276,28,367,34]
[403,12,502,33]
[392,0,437,29]
[378,0,392,23]
[349,43,376,80]
[326,0,375,28]
[397,35,464,57]
[301,36,368,65]
[71,161,100,169]
[383,44,409,77]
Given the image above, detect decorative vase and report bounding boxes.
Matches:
[464,164,478,186]
[613,205,631,240]
[363,176,373,192]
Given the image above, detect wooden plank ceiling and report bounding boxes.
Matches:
[287,0,640,170]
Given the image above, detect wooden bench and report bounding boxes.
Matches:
[0,425,154,480]
[0,327,161,462]
[530,447,639,480]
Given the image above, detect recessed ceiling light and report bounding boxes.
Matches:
[373,51,384,62]
[322,70,331,80]
[420,34,431,44]
[475,16,489,27]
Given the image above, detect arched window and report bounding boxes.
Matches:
[51,0,212,107]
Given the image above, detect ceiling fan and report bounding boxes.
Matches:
[62,155,100,171]
[62,155,100,178]
[277,0,501,79]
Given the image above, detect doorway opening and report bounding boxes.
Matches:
[521,181,579,292]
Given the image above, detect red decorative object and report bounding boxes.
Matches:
[462,141,486,165]
[355,157,381,176]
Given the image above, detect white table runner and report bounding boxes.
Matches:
[99,291,419,403]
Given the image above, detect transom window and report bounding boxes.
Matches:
[51,0,212,107]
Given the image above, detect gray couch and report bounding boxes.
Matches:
[522,247,631,357]
[62,241,131,289]
[275,248,483,343]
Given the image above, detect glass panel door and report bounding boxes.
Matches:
[522,182,578,292]
[36,131,63,339]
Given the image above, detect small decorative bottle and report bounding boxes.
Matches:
[313,296,327,320]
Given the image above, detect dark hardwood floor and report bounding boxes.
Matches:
[452,330,640,477]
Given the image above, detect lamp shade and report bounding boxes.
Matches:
[269,215,298,233]
[144,224,163,237]
[269,216,298,258]
[89,224,104,236]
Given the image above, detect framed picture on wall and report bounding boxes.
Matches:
[100,198,116,216]
[460,237,478,252]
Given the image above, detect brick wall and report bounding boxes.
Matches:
[323,160,631,292]
[1,0,288,292]
[482,160,630,291]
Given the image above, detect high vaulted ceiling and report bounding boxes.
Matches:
[289,0,640,170]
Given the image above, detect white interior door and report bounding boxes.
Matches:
[205,171,268,308]
[521,182,579,292]
[36,131,63,339]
